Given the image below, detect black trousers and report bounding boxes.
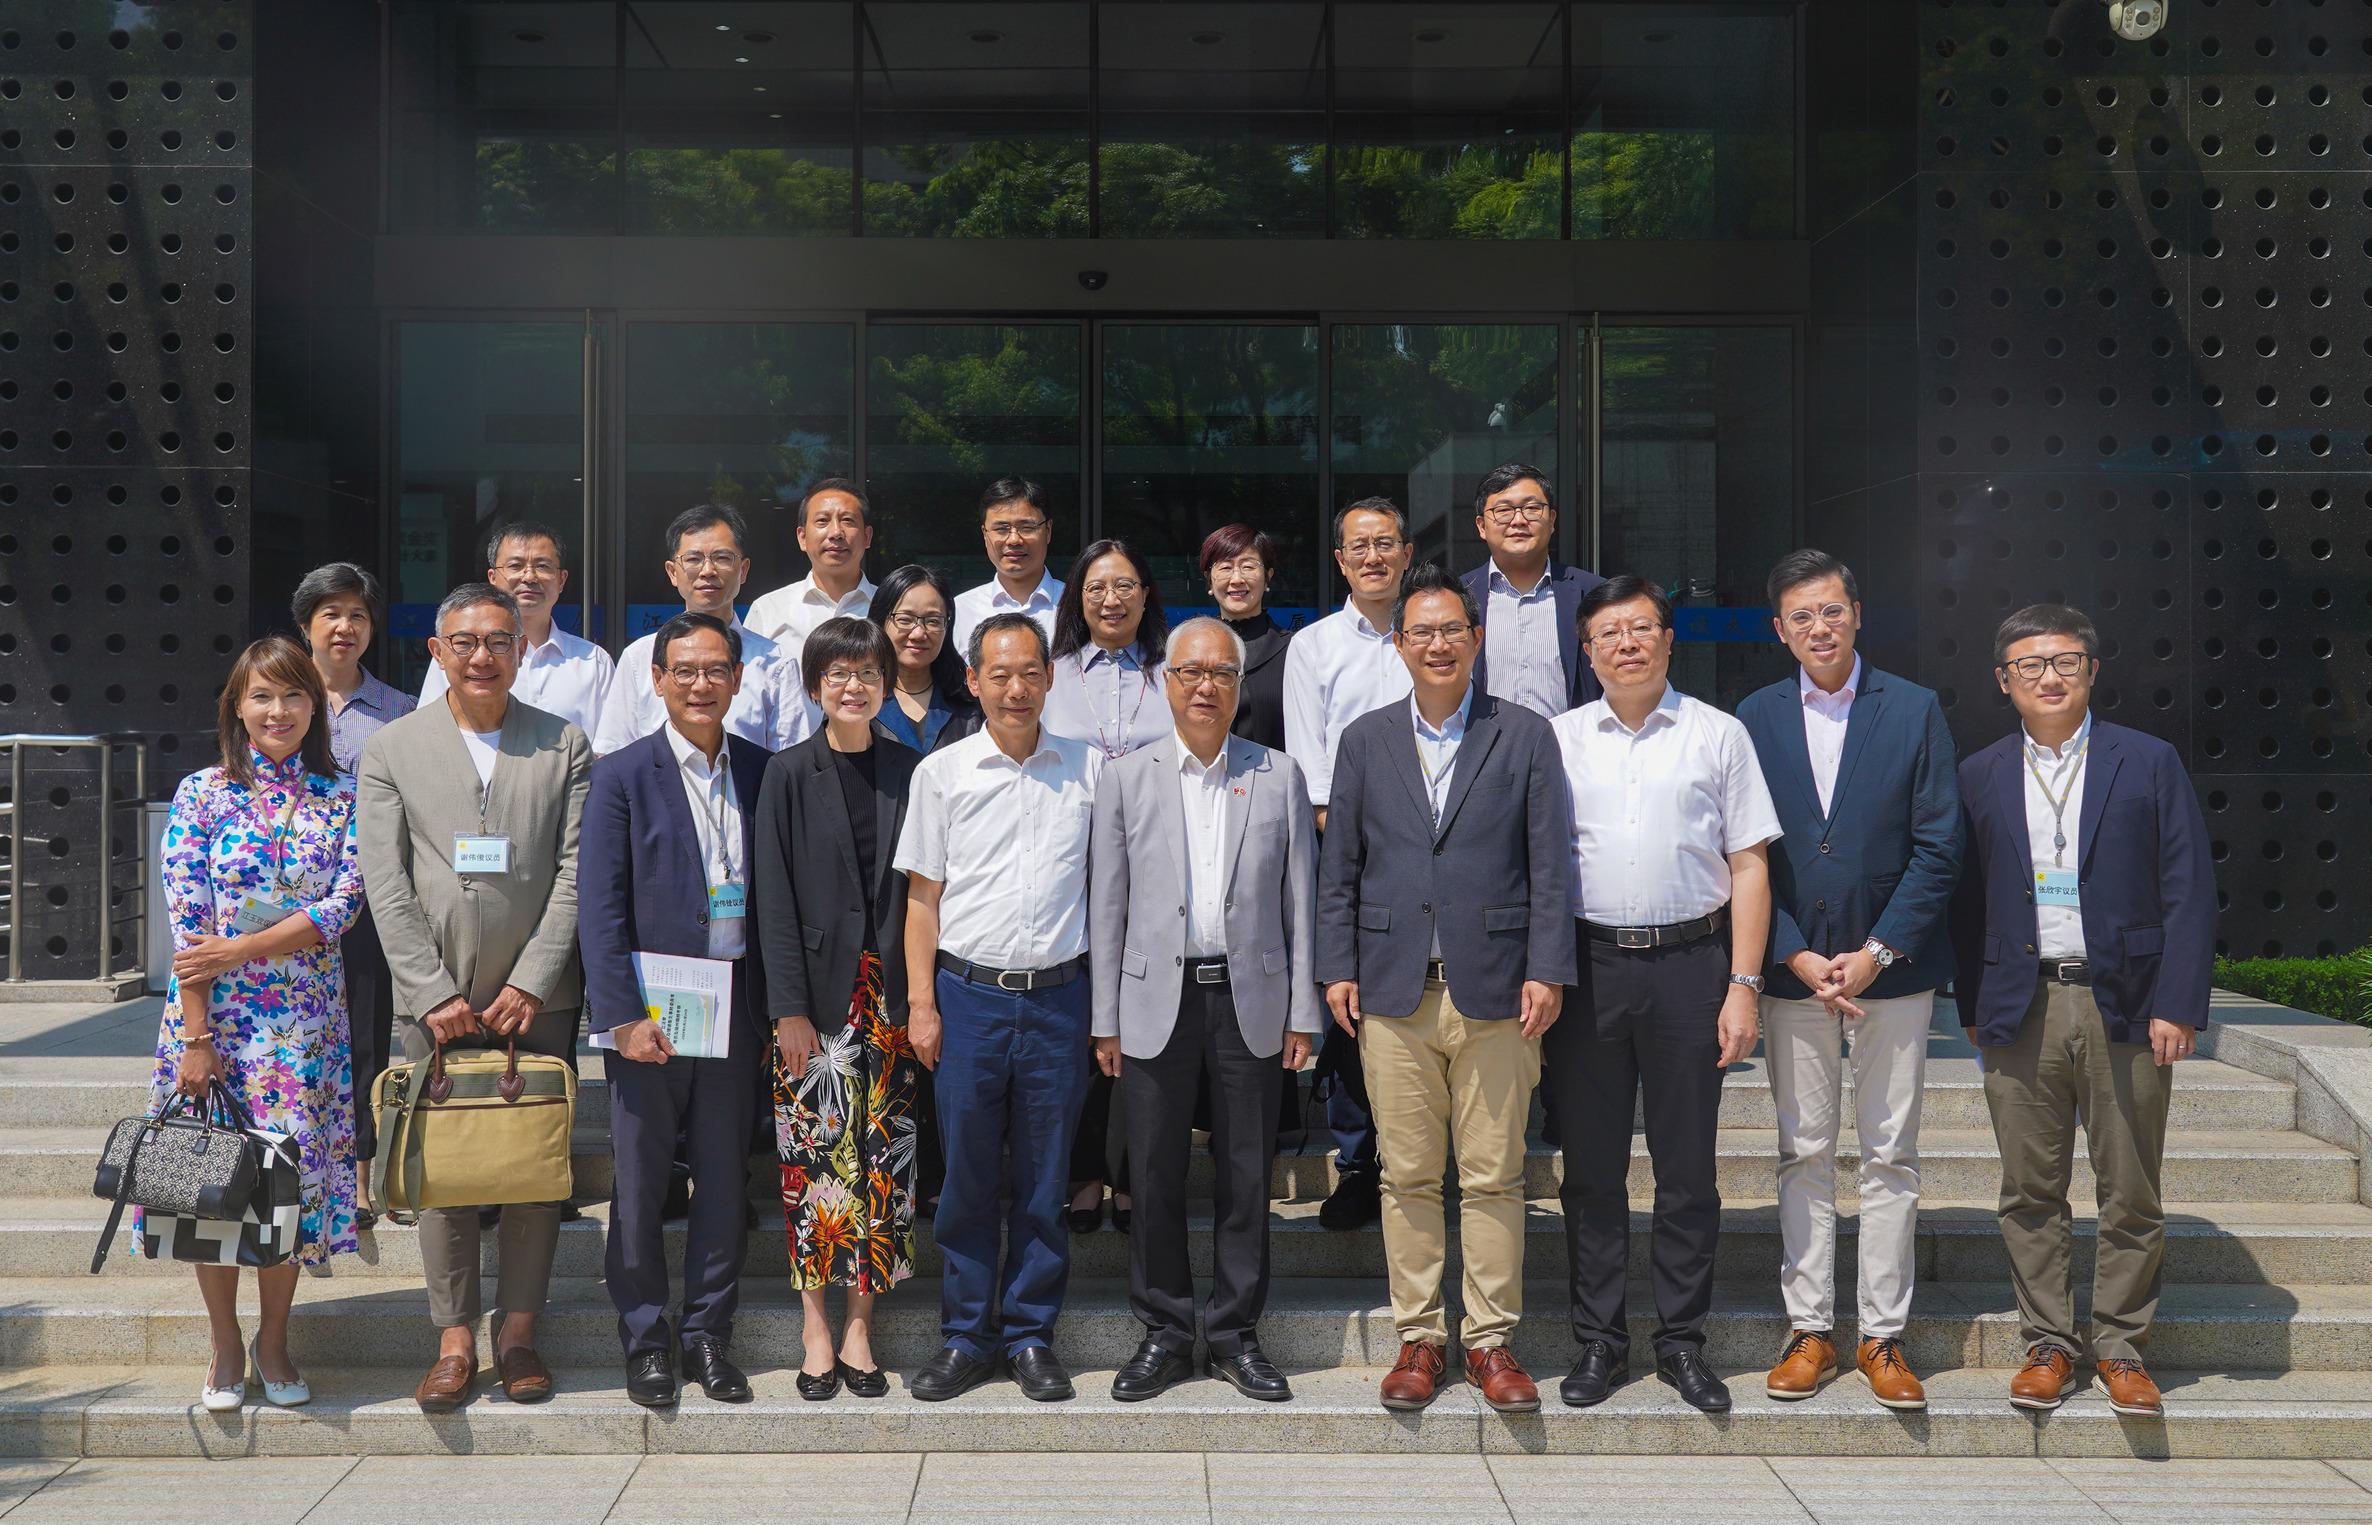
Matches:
[1123,976,1284,1357]
[1543,930,1729,1360]
[607,1046,759,1357]
[344,905,396,1162]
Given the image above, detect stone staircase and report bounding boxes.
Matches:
[4,997,2369,1459]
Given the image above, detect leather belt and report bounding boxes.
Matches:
[2040,958,2091,986]
[936,951,1089,993]
[1583,905,1730,951]
[1423,958,1448,985]
[1185,956,1229,985]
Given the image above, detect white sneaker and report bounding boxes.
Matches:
[200,1350,246,1413]
[250,1337,311,1408]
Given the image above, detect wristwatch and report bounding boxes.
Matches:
[1728,973,1766,994]
[1862,938,1898,969]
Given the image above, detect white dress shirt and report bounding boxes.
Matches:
[1482,563,1567,719]
[744,573,877,654]
[1177,734,1230,959]
[1799,654,1862,817]
[950,572,1064,657]
[595,619,817,756]
[1281,598,1415,807]
[893,726,1104,969]
[1552,683,1783,925]
[421,623,615,743]
[664,723,747,960]
[1411,688,1473,958]
[2022,712,2092,961]
[1042,645,1168,760]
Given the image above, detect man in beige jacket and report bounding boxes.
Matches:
[358,582,591,1413]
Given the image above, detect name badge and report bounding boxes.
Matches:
[709,881,747,920]
[453,833,513,874]
[2035,867,2080,908]
[229,895,299,937]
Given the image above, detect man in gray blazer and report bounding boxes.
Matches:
[1090,617,1320,1404]
[357,582,591,1414]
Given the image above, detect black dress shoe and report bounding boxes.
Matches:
[1656,1349,1732,1413]
[1008,1345,1075,1402]
[1560,1341,1628,1408]
[909,1347,1000,1403]
[1318,1171,1381,1231]
[1111,1338,1194,1402]
[838,1359,888,1399]
[1111,1203,1132,1232]
[1206,1345,1292,1402]
[1067,1196,1105,1233]
[680,1337,751,1403]
[795,1365,841,1401]
[625,1349,678,1409]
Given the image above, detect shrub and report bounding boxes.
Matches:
[2214,948,2372,1028]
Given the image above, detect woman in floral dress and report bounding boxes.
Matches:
[146,634,364,1409]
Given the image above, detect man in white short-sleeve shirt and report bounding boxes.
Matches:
[420,521,615,743]
[949,477,1065,655]
[743,478,877,654]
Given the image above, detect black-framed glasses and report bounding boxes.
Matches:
[663,663,737,687]
[1168,664,1242,690]
[1400,621,1474,647]
[1479,500,1552,525]
[2000,652,2092,682]
[437,634,517,659]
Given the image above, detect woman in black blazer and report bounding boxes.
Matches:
[1201,523,1294,750]
[754,617,923,1402]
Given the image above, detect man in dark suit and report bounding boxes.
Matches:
[1736,549,1961,1412]
[1317,563,1575,1415]
[1950,603,2214,1420]
[579,612,771,1409]
[1461,461,1605,719]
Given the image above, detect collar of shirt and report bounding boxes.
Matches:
[1798,653,1863,712]
[2022,710,2093,763]
[247,746,310,785]
[1410,685,1475,743]
[1176,730,1228,781]
[1485,561,1557,603]
[1340,598,1393,642]
[791,574,875,611]
[1593,682,1683,736]
[991,574,1060,613]
[664,722,733,791]
[347,669,405,716]
[970,729,1064,773]
[1081,643,1146,674]
[518,627,571,666]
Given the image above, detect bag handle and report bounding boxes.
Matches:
[90,1103,172,1274]
[371,1034,445,1224]
[498,1039,523,1103]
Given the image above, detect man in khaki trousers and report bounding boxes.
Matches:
[358,582,591,1413]
[1315,564,1575,1415]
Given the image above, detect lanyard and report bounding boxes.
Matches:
[1084,652,1154,760]
[695,757,738,883]
[1414,724,1459,826]
[2022,734,2088,865]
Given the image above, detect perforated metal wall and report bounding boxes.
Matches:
[1918,0,2372,956]
[0,10,253,978]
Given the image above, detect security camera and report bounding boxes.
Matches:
[1077,270,1109,292]
[2107,0,2164,42]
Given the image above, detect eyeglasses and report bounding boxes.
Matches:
[1207,557,1267,581]
[985,518,1049,540]
[494,558,562,578]
[438,634,517,659]
[1781,603,1853,632]
[821,666,886,689]
[1168,664,1241,690]
[1585,620,1665,650]
[663,663,737,687]
[1081,578,1144,602]
[2000,652,2092,682]
[1340,537,1404,560]
[670,551,743,573]
[1400,621,1473,647]
[1480,500,1552,525]
[886,612,947,635]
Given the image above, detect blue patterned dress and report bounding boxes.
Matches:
[140,749,365,1265]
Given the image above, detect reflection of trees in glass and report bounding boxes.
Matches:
[1099,140,1323,237]
[1336,143,1562,239]
[1574,131,1793,240]
[626,148,853,234]
[864,140,1090,238]
[474,138,618,231]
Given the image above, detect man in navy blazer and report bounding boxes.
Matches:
[1736,549,1961,1412]
[1948,603,2214,1420]
[1461,462,1605,718]
[1316,563,1575,1416]
[579,612,772,1410]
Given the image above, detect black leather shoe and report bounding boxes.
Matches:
[909,1347,999,1403]
[1656,1349,1732,1413]
[1009,1345,1075,1402]
[680,1337,751,1403]
[1318,1171,1381,1231]
[795,1365,841,1401]
[1560,1341,1628,1407]
[1206,1345,1292,1402]
[624,1349,677,1409]
[1111,1338,1193,1402]
[1067,1195,1105,1233]
[838,1359,888,1399]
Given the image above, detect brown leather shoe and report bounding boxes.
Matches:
[2096,1358,2164,1417]
[1463,1346,1541,1414]
[494,1343,554,1404]
[1763,1329,1837,1400]
[2008,1344,2076,1410]
[1856,1336,1927,1411]
[1379,1340,1448,1411]
[414,1353,475,1413]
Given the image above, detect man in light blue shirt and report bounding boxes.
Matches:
[1460,463,1605,720]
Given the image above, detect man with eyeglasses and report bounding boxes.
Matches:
[594,503,816,757]
[577,611,770,1410]
[745,478,877,652]
[421,521,616,743]
[1088,617,1319,1404]
[1316,563,1573,1414]
[1281,496,1416,1231]
[1735,549,1962,1412]
[950,476,1065,655]
[1948,604,2213,1420]
[1545,574,1781,1415]
[1460,462,1604,719]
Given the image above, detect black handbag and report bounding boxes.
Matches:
[89,1081,265,1273]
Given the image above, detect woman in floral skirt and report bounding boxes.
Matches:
[146,634,364,1411]
[753,617,924,1399]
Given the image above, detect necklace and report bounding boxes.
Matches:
[1083,648,1155,759]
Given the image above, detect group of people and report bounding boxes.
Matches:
[148,462,2215,1424]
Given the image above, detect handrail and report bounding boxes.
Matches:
[1,732,151,984]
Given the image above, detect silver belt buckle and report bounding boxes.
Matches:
[1193,962,1227,985]
[996,968,1032,992]
[1615,926,1653,950]
[2055,959,2088,984]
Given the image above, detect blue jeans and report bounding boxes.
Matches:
[931,968,1093,1359]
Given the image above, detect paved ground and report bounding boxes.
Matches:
[6,1454,2372,1522]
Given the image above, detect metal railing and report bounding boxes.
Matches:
[1,733,151,984]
